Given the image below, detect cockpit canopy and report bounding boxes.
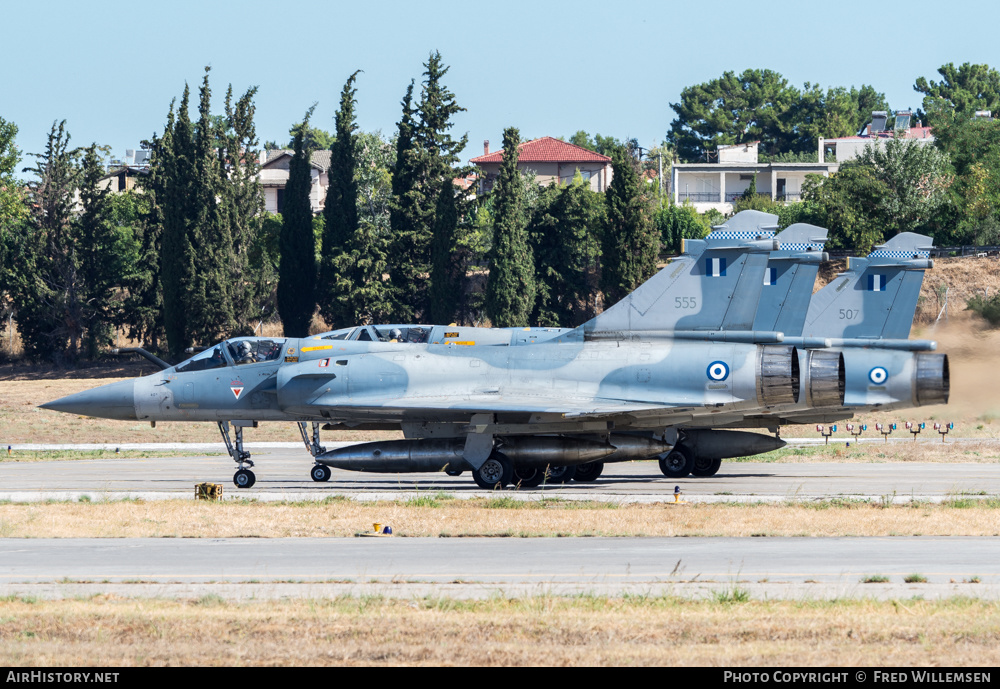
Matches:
[174,338,287,373]
[321,325,431,344]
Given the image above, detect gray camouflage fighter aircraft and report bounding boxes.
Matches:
[40,211,948,489]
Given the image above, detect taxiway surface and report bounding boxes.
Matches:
[1,443,999,502]
[1,536,996,601]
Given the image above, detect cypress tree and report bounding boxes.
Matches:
[277,108,318,337]
[160,88,197,356]
[8,121,83,361]
[341,219,391,325]
[77,144,140,358]
[223,83,267,335]
[188,67,235,345]
[318,70,361,329]
[429,176,460,323]
[485,127,535,327]
[600,144,659,307]
[389,52,468,322]
[528,174,604,327]
[388,81,420,321]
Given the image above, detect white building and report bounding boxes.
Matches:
[819,110,935,164]
[671,141,837,214]
[258,149,331,214]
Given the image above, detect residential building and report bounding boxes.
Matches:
[96,148,151,193]
[820,110,935,164]
[469,137,613,193]
[671,141,837,214]
[259,149,332,214]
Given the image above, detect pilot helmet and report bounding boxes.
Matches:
[238,341,253,357]
[390,328,402,340]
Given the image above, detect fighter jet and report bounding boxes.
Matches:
[667,230,950,478]
[40,211,805,489]
[40,211,947,490]
[759,231,949,422]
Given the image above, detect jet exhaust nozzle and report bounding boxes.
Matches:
[915,353,949,406]
[758,345,799,406]
[807,350,846,407]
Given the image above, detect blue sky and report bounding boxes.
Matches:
[3,0,997,169]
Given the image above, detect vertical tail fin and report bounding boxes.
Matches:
[802,233,934,340]
[583,211,780,335]
[752,223,829,334]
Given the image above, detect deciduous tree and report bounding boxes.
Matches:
[915,62,1000,123]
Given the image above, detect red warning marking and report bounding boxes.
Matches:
[319,359,329,367]
[231,386,244,400]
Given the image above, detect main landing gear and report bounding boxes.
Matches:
[472,452,514,489]
[219,421,256,488]
[298,422,330,482]
[657,444,722,478]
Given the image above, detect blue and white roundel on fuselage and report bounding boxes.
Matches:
[707,361,730,382]
[869,366,888,385]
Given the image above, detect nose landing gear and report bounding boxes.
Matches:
[219,420,256,488]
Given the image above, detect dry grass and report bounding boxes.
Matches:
[1,596,997,666]
[734,440,1000,463]
[2,498,999,538]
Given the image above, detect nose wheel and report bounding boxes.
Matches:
[311,464,331,482]
[219,421,257,489]
[234,468,256,488]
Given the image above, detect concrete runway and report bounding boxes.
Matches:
[1,442,999,503]
[0,536,996,601]
[1,443,997,601]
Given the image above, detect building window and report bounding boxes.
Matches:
[276,188,285,214]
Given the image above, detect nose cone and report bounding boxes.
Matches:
[39,380,137,420]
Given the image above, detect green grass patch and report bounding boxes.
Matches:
[713,587,752,603]
[904,574,928,583]
[861,574,890,583]
[728,444,844,463]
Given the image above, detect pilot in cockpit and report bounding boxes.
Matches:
[235,341,257,364]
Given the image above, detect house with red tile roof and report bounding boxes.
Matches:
[469,136,613,193]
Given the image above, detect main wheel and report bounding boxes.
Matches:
[573,461,604,482]
[233,468,256,488]
[512,466,545,488]
[690,456,722,477]
[472,453,513,490]
[310,464,331,482]
[544,465,577,484]
[658,445,693,478]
